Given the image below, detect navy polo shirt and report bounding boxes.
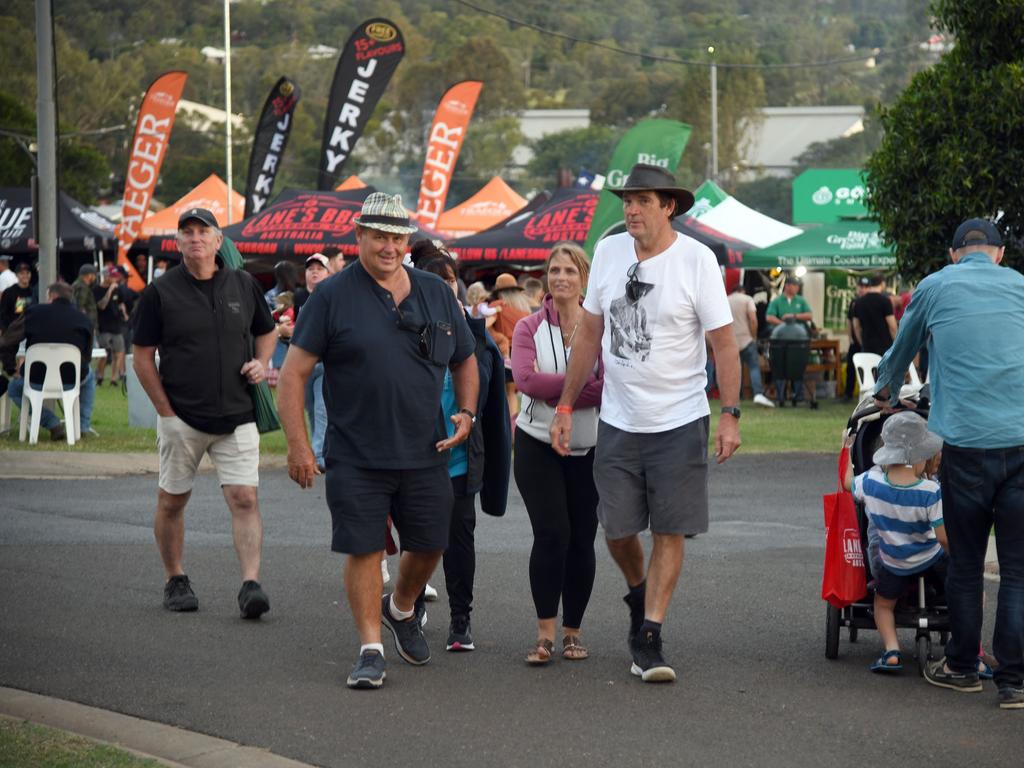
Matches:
[291,261,474,469]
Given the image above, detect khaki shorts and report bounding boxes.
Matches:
[98,331,125,353]
[157,415,260,494]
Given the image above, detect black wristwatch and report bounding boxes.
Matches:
[720,406,741,420]
[458,408,477,424]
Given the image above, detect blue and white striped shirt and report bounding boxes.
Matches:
[852,467,944,575]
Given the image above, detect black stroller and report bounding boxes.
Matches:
[824,382,950,676]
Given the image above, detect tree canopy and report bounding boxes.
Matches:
[2,0,937,207]
[866,0,1024,279]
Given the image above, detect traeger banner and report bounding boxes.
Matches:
[414,80,483,230]
[245,76,301,218]
[115,70,188,290]
[582,119,692,256]
[317,18,404,190]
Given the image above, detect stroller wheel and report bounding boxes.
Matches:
[849,625,858,643]
[916,634,932,677]
[826,604,841,659]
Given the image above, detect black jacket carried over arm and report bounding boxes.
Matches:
[462,313,511,517]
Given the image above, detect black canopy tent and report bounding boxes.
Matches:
[150,186,444,273]
[0,187,116,280]
[448,188,745,270]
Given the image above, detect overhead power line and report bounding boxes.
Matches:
[450,0,921,69]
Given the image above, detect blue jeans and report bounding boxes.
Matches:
[739,341,764,397]
[9,367,96,433]
[706,342,764,398]
[939,443,1024,688]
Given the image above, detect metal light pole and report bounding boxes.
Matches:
[708,45,718,181]
[223,0,233,224]
[35,0,58,288]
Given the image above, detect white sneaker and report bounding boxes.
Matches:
[381,558,390,585]
[424,583,438,602]
[753,394,776,408]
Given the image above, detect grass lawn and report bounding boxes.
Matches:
[0,719,162,768]
[1,381,850,455]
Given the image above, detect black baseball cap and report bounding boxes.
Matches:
[177,207,219,229]
[952,218,1002,250]
[784,275,802,286]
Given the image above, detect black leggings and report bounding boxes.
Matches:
[442,475,476,618]
[513,430,599,628]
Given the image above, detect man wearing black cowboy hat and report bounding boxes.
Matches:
[551,163,741,684]
[279,192,478,689]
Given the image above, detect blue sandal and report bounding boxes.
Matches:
[870,650,903,673]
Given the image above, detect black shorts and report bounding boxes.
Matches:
[874,555,948,600]
[325,463,453,555]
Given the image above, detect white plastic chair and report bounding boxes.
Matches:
[18,343,81,445]
[852,352,882,390]
[0,390,11,434]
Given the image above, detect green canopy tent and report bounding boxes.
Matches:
[741,220,896,270]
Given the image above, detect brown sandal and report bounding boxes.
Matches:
[562,635,589,660]
[525,638,554,665]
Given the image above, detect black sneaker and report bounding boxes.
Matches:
[238,580,270,619]
[415,592,428,629]
[381,594,430,665]
[346,649,386,689]
[446,615,475,652]
[998,685,1024,709]
[630,629,676,683]
[163,575,198,612]
[623,587,645,648]
[923,657,983,693]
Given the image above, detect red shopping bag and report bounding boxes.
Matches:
[821,446,867,608]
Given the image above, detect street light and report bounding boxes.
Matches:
[708,45,718,182]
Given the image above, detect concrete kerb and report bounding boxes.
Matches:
[0,450,287,480]
[0,687,318,768]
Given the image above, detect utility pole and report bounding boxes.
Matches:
[35,0,58,288]
[224,0,233,224]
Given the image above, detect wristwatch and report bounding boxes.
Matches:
[458,408,477,424]
[720,406,741,419]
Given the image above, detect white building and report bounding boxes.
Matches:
[738,105,865,178]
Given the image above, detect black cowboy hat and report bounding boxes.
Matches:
[608,163,695,219]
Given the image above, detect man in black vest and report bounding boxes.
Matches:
[133,208,276,619]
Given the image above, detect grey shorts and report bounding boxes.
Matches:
[594,417,709,538]
[98,331,125,353]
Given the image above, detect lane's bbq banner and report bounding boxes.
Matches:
[582,118,692,256]
[245,76,301,218]
[448,188,599,265]
[414,80,483,230]
[115,71,188,290]
[317,19,404,190]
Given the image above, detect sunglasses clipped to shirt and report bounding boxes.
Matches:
[626,261,642,302]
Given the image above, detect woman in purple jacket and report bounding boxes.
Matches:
[512,242,603,664]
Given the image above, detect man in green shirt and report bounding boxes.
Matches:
[766,275,813,328]
[71,263,99,331]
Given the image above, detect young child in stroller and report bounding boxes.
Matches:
[843,411,948,673]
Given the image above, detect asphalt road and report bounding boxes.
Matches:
[1,454,1016,768]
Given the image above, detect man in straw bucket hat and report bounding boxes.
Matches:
[278,191,479,689]
[873,217,1024,708]
[551,163,741,683]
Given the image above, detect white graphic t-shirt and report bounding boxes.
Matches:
[583,231,732,432]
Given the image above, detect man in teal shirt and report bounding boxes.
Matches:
[766,275,813,328]
[873,218,1024,709]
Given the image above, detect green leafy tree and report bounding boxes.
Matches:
[525,125,620,187]
[865,0,1024,280]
